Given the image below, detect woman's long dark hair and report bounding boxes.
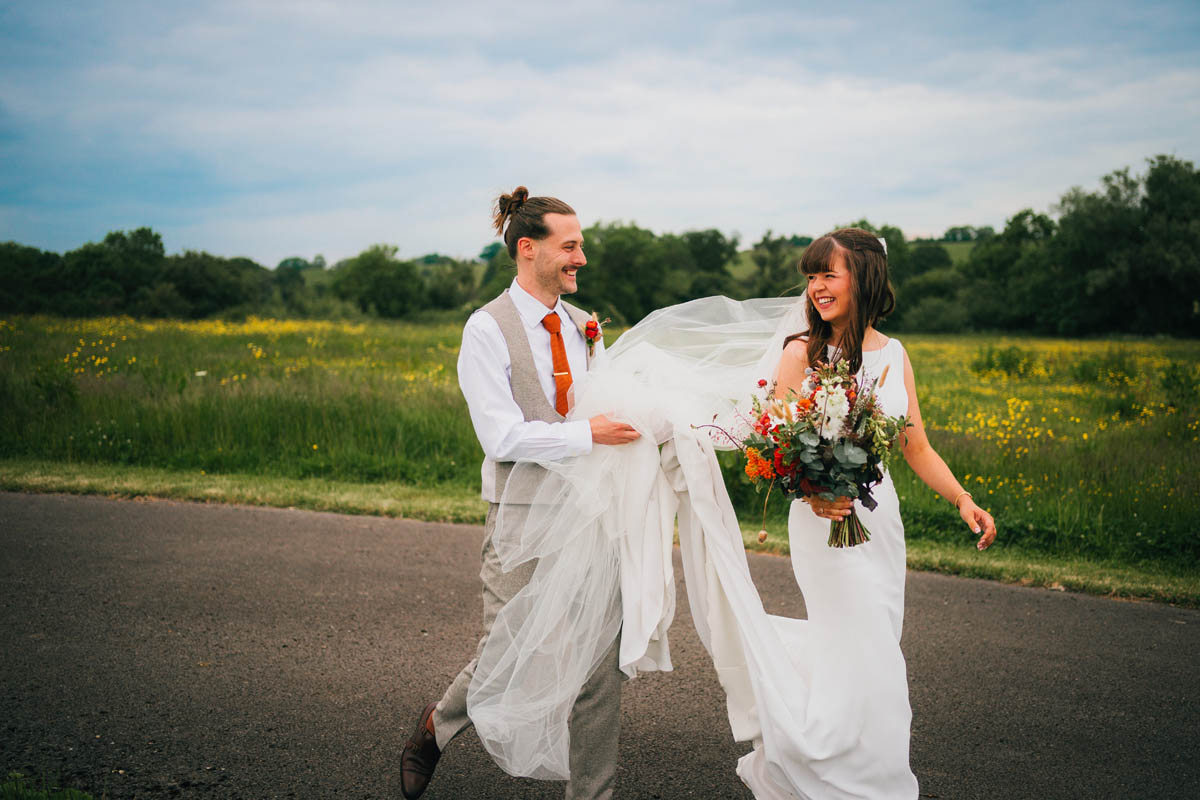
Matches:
[784,228,895,375]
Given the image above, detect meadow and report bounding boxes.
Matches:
[1,314,1197,596]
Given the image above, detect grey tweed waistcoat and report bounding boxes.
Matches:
[478,290,592,503]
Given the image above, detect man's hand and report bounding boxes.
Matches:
[589,415,641,446]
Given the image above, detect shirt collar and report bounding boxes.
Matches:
[508,278,568,330]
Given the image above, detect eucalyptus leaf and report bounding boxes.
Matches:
[843,444,868,465]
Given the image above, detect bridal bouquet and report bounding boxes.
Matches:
[734,360,910,548]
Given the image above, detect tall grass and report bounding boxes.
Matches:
[1,316,1197,569]
[0,317,479,484]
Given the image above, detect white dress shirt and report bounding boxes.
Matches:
[458,279,597,472]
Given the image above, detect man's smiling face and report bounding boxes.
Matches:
[527,213,587,299]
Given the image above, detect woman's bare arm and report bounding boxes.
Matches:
[899,350,996,549]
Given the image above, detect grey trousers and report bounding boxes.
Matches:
[432,504,624,800]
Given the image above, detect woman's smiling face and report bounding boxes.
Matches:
[806,248,854,328]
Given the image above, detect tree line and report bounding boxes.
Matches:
[1,154,1196,336]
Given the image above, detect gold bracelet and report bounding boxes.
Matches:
[952,490,972,509]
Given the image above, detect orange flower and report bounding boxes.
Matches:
[744,447,775,480]
[744,447,761,477]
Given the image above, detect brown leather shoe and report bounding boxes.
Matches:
[400,702,441,799]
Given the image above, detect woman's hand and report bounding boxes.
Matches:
[807,495,853,521]
[959,499,997,550]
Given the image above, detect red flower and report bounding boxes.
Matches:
[583,313,607,355]
[798,478,828,495]
[757,379,768,388]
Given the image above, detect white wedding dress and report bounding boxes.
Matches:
[735,337,917,799]
[465,297,919,799]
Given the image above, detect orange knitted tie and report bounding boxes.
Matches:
[541,312,573,416]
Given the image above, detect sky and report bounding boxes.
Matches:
[2,0,1199,267]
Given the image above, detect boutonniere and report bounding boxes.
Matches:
[583,312,609,356]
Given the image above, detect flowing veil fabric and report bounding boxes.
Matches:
[464,296,916,798]
[465,296,799,779]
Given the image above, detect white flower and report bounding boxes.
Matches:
[813,386,850,438]
[194,370,207,377]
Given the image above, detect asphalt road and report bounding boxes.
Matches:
[1,492,1197,799]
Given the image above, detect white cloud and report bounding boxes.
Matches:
[2,0,1199,264]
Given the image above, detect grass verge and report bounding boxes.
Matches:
[902,538,1200,606]
[3,458,1196,607]
[1,773,93,800]
[744,521,1199,607]
[0,459,486,524]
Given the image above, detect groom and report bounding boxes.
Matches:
[400,186,641,800]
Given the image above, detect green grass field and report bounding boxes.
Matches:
[1,315,1197,601]
[728,334,1200,562]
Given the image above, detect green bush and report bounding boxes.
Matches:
[1160,361,1199,409]
[1065,347,1137,385]
[969,344,1035,376]
[898,296,969,333]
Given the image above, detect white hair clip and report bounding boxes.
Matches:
[877,237,888,256]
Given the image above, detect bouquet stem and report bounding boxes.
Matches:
[828,508,872,548]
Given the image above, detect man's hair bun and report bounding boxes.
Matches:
[493,186,530,234]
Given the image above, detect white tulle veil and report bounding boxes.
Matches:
[465,295,808,780]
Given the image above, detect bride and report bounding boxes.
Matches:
[466,227,997,799]
[736,227,997,798]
